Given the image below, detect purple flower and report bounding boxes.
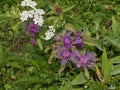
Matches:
[61,49,70,65]
[54,46,71,65]
[72,52,95,68]
[63,36,72,49]
[54,30,95,69]
[28,22,40,36]
[55,30,72,49]
[24,21,41,45]
[73,31,84,49]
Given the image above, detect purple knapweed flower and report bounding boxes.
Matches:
[63,36,72,49]
[61,49,71,65]
[24,21,41,45]
[73,31,84,49]
[54,30,85,65]
[71,51,95,68]
[55,30,73,49]
[28,21,40,36]
[54,46,71,65]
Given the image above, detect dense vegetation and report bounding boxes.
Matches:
[0,0,120,90]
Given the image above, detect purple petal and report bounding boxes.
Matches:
[28,21,40,36]
[73,31,84,49]
[63,36,72,49]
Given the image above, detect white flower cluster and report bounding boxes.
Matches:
[21,0,37,9]
[45,26,55,40]
[20,0,45,27]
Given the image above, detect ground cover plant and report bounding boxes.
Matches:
[0,0,120,90]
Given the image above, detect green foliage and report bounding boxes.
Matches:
[71,72,88,85]
[101,48,112,82]
[0,0,120,90]
[0,44,3,63]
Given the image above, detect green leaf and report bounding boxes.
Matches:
[37,39,43,50]
[12,22,21,32]
[71,72,88,85]
[0,44,3,64]
[4,84,11,90]
[84,68,90,79]
[105,36,120,49]
[94,18,102,31]
[15,76,48,84]
[72,88,83,90]
[65,23,76,31]
[110,56,120,64]
[7,62,22,69]
[104,61,112,82]
[63,5,75,13]
[111,65,120,75]
[27,59,41,72]
[48,51,54,64]
[59,83,72,90]
[101,48,112,82]
[84,36,103,51]
[48,86,58,90]
[112,16,119,35]
[46,16,56,21]
[102,48,108,73]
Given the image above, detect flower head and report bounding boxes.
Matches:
[73,31,84,49]
[45,25,55,40]
[28,21,40,36]
[63,36,72,49]
[72,52,95,68]
[54,45,71,65]
[20,0,45,27]
[20,10,30,22]
[54,5,62,15]
[53,30,95,70]
[61,49,71,65]
[21,0,37,9]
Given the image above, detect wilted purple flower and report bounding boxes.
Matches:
[28,21,40,36]
[72,52,95,68]
[73,31,84,49]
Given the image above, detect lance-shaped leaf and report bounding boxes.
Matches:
[37,38,43,50]
[101,48,112,82]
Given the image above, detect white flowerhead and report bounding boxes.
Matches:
[49,26,55,32]
[21,0,37,9]
[33,16,44,27]
[45,26,55,40]
[28,10,34,18]
[20,0,45,27]
[34,9,45,15]
[20,10,29,22]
